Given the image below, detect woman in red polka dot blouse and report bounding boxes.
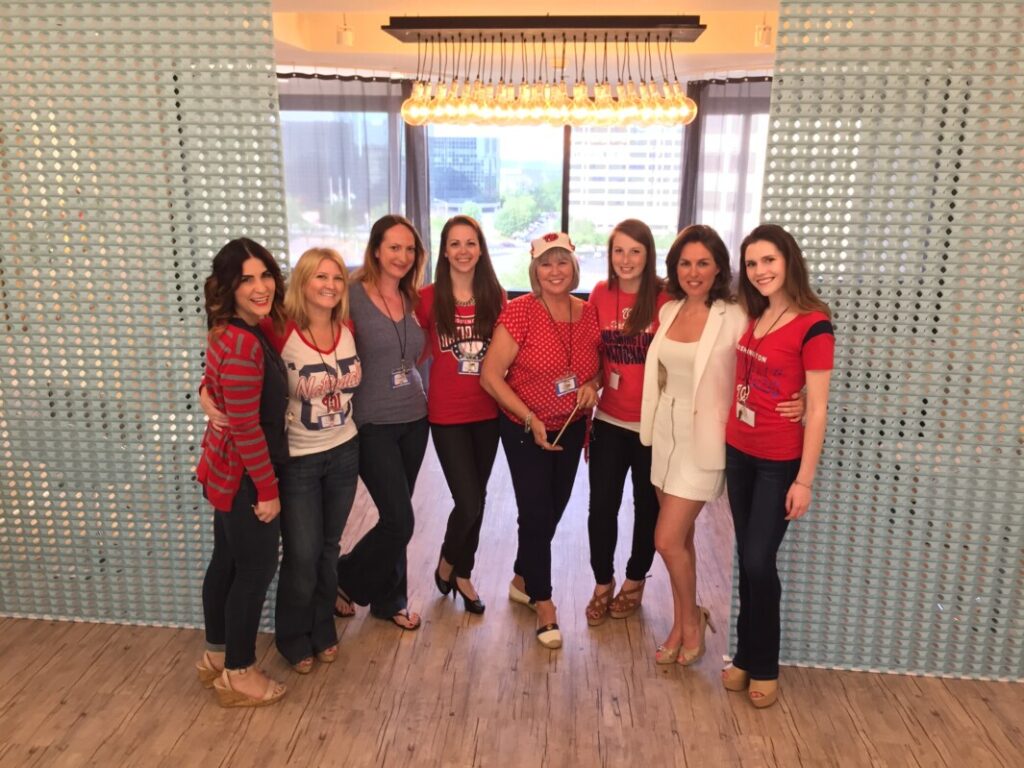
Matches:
[481,233,602,649]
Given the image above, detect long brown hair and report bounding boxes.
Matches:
[607,219,662,335]
[204,238,286,340]
[353,214,426,309]
[433,215,503,341]
[737,224,831,319]
[664,225,734,307]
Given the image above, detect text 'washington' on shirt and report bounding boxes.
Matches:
[726,310,835,461]
[415,284,502,425]
[497,293,601,432]
[348,280,427,427]
[589,281,670,425]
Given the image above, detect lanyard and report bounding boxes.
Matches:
[539,295,574,373]
[307,324,339,384]
[737,305,788,404]
[378,286,409,367]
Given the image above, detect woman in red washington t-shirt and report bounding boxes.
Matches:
[723,224,835,709]
[481,233,601,650]
[415,215,504,615]
[584,219,669,626]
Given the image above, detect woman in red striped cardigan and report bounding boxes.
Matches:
[195,238,291,708]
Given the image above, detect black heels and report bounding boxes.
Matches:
[435,555,485,613]
[434,559,454,596]
[454,580,485,615]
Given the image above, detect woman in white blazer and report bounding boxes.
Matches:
[640,225,801,667]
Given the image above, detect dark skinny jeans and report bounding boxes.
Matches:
[202,473,281,669]
[499,413,586,603]
[336,418,428,618]
[430,418,500,579]
[587,418,659,585]
[725,444,801,680]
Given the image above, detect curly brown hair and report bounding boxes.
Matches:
[204,238,286,340]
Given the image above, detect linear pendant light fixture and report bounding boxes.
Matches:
[383,16,705,127]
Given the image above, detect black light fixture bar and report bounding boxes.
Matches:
[382,15,705,42]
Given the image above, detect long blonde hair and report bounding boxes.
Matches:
[284,247,350,329]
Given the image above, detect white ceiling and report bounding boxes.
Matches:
[271,1,779,77]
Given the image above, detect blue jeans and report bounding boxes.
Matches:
[202,472,281,669]
[274,437,359,664]
[725,444,801,680]
[337,419,428,618]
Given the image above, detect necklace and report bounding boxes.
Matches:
[539,295,574,374]
[736,305,789,405]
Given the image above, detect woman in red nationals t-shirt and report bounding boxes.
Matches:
[723,224,835,709]
[415,215,505,615]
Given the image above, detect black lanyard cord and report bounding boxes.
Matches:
[378,287,409,366]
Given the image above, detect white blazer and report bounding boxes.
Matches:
[639,299,748,471]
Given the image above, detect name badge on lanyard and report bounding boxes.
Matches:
[608,369,621,390]
[319,411,346,429]
[391,362,412,389]
[735,383,755,426]
[555,374,579,396]
[458,358,481,376]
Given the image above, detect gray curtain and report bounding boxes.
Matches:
[276,74,430,274]
[678,77,773,259]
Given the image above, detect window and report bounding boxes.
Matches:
[281,110,404,267]
[427,124,563,291]
[569,125,686,284]
[276,75,772,289]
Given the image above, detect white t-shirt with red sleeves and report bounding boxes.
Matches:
[415,284,501,425]
[589,280,670,427]
[265,319,361,457]
[726,310,834,461]
[497,294,601,432]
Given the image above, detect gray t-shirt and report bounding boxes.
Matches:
[349,280,427,426]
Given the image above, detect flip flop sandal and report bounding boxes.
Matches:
[334,587,356,618]
[373,609,421,631]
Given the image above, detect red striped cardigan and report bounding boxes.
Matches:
[196,323,279,511]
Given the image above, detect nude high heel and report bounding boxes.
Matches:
[678,606,716,666]
[722,663,750,691]
[748,678,779,708]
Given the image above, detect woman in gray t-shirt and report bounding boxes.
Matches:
[335,214,428,630]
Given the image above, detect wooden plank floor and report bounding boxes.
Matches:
[1,443,1021,767]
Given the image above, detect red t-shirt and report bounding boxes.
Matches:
[726,310,835,461]
[589,281,670,423]
[497,294,602,431]
[415,284,501,425]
